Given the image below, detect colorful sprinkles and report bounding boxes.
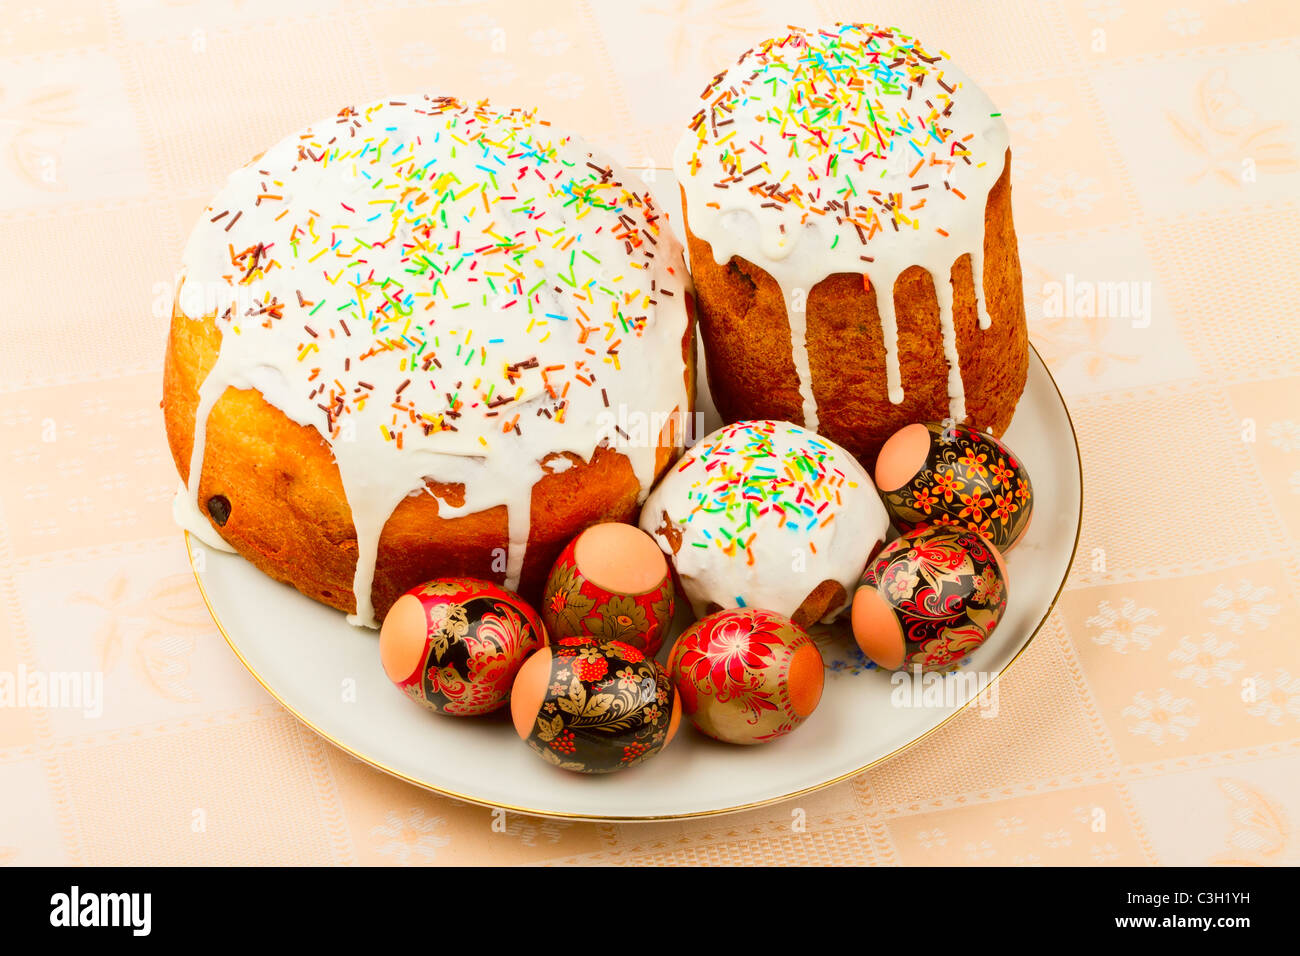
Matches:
[199,96,674,449]
[674,420,859,569]
[681,23,995,244]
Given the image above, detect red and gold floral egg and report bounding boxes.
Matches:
[511,638,680,774]
[380,577,546,717]
[875,422,1033,551]
[852,527,1009,672]
[541,522,674,656]
[668,607,824,745]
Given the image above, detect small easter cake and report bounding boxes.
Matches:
[674,23,1026,466]
[639,420,889,625]
[164,96,695,627]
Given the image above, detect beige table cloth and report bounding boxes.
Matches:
[1,0,1297,865]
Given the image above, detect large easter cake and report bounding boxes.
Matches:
[164,96,695,627]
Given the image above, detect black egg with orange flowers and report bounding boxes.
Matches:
[874,421,1033,551]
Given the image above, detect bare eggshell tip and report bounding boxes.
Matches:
[851,586,907,670]
[665,685,683,746]
[874,422,931,492]
[787,642,825,717]
[574,522,669,595]
[510,647,554,739]
[379,594,428,683]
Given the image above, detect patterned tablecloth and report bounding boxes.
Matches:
[1,0,1296,866]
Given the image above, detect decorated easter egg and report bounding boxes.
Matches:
[875,422,1033,551]
[541,522,675,656]
[851,527,1008,672]
[668,607,824,745]
[380,577,546,716]
[511,638,680,773]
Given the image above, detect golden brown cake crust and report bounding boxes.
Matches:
[163,300,695,622]
[682,150,1027,469]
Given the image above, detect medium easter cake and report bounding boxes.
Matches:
[674,23,1027,466]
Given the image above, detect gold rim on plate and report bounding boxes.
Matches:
[187,342,1083,822]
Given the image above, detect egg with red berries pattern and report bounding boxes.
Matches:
[851,526,1008,672]
[668,607,825,745]
[510,637,680,773]
[380,577,546,716]
[875,422,1033,551]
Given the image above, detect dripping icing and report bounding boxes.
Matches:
[176,97,690,627]
[673,23,1009,425]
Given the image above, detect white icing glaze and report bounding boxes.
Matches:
[176,97,690,627]
[674,23,1009,426]
[639,420,889,622]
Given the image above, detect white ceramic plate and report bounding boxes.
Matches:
[187,187,1082,821]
